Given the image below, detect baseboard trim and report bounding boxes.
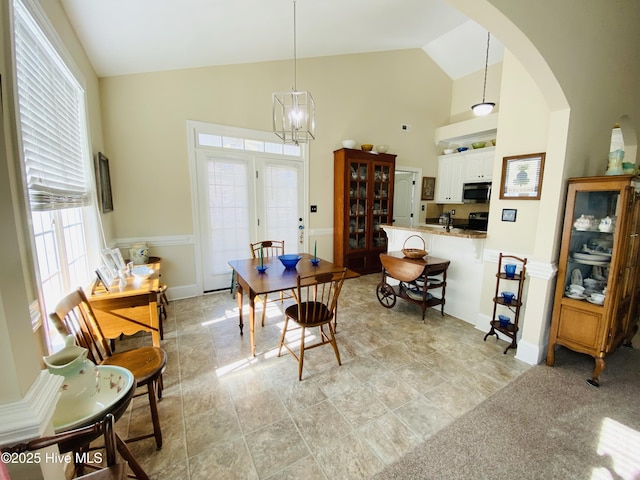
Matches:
[515,339,546,365]
[166,283,200,301]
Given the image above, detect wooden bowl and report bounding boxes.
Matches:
[361,144,373,151]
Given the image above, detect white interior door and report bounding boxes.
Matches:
[393,170,417,226]
[196,151,304,292]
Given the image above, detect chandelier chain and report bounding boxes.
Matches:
[292,0,297,91]
[481,32,490,102]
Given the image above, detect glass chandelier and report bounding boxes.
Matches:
[471,32,495,116]
[272,0,315,145]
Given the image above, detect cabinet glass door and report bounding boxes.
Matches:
[373,162,391,249]
[348,160,368,251]
[563,189,619,302]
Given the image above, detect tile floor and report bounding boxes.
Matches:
[116,273,530,479]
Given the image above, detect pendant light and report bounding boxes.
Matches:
[272,0,315,145]
[471,32,495,116]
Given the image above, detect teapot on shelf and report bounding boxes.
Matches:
[598,216,616,232]
[573,214,597,231]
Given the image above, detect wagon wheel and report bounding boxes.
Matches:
[376,282,396,308]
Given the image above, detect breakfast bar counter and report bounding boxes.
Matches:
[387,223,487,239]
[382,224,485,326]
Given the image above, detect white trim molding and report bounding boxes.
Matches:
[483,248,558,279]
[114,235,194,249]
[0,370,63,445]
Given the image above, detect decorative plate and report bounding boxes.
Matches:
[573,258,611,267]
[570,268,583,286]
[573,252,611,262]
[586,297,604,305]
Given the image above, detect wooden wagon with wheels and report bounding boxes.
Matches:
[376,243,450,321]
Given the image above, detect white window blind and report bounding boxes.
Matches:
[14,0,89,211]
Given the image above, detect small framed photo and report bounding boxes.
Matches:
[502,208,517,222]
[499,152,545,200]
[96,265,115,291]
[96,152,114,213]
[101,248,119,278]
[110,248,126,271]
[421,177,435,201]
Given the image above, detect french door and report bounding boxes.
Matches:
[196,150,304,292]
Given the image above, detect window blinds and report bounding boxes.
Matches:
[13,0,89,211]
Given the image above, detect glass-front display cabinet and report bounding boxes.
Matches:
[333,148,396,275]
[547,175,640,386]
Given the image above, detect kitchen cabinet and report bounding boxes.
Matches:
[546,175,640,386]
[435,155,464,204]
[464,147,495,182]
[334,148,396,275]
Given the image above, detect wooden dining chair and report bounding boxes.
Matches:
[2,413,126,479]
[249,240,296,326]
[50,288,166,450]
[157,283,169,339]
[278,268,347,380]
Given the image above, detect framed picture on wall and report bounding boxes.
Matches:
[96,152,114,213]
[421,177,436,201]
[499,152,546,200]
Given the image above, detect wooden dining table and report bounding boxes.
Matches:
[228,253,359,356]
[87,259,162,347]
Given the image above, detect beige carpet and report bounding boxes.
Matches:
[375,341,640,480]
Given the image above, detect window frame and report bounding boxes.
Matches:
[10,0,102,350]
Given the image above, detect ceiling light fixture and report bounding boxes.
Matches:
[272,0,315,145]
[471,32,495,116]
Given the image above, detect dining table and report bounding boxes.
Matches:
[87,258,162,347]
[228,253,359,356]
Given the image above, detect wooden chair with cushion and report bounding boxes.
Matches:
[50,288,166,450]
[249,240,296,326]
[278,268,347,380]
[2,413,126,479]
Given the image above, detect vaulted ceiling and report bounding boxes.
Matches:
[59,0,504,79]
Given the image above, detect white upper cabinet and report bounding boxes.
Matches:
[464,147,496,182]
[435,155,464,204]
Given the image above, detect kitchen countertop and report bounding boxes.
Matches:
[383,223,487,239]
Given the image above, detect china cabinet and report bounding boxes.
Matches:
[435,154,464,203]
[547,175,640,386]
[484,253,527,354]
[334,148,396,274]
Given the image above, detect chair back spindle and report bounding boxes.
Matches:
[250,240,285,259]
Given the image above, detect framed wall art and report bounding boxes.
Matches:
[502,208,517,222]
[499,152,545,200]
[421,176,435,201]
[96,152,114,213]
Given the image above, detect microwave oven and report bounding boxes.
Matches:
[463,182,491,203]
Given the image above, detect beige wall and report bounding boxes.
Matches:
[450,62,503,124]
[99,49,454,289]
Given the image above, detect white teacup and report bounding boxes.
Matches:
[590,293,605,303]
[569,284,585,295]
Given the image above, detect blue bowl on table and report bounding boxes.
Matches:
[278,254,302,269]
